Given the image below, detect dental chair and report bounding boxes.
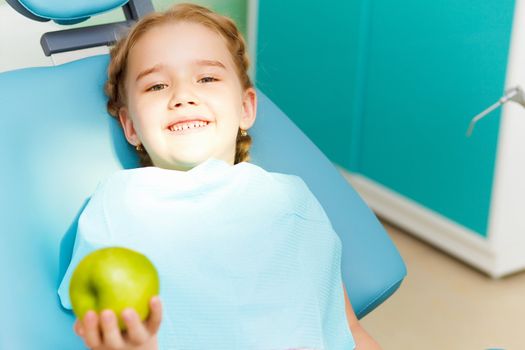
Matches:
[0,0,406,348]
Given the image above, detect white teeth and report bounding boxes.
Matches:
[169,121,208,132]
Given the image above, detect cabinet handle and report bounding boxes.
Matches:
[467,86,525,137]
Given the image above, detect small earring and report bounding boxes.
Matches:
[135,144,143,151]
[240,129,248,137]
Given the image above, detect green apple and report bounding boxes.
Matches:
[69,247,160,330]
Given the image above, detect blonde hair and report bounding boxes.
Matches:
[105,3,253,167]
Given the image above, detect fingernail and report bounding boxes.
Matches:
[101,310,113,324]
[122,309,133,321]
[83,311,95,323]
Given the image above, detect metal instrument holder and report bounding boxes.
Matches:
[467,86,525,137]
[40,0,154,56]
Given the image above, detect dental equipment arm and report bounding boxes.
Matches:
[467,86,525,137]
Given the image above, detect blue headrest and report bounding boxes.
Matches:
[6,0,133,25]
[16,0,128,20]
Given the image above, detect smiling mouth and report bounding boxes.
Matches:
[167,120,210,132]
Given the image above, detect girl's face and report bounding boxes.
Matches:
[119,21,256,171]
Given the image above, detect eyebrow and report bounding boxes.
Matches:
[135,64,165,82]
[195,59,227,70]
[135,60,227,82]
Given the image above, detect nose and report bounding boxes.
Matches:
[168,84,199,108]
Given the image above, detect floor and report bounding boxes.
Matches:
[360,219,525,350]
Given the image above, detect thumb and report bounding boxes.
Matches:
[146,296,162,334]
[73,319,84,337]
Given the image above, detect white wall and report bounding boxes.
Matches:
[0,4,57,72]
[488,0,525,276]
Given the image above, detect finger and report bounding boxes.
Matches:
[82,311,102,349]
[100,309,125,349]
[145,296,163,334]
[73,320,84,337]
[122,308,149,345]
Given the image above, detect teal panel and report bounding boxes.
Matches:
[256,0,364,170]
[154,0,248,37]
[359,0,515,236]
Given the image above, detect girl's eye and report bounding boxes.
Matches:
[147,83,167,92]
[198,76,219,83]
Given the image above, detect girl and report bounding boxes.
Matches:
[59,3,381,349]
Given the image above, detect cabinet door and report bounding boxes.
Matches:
[256,0,364,170]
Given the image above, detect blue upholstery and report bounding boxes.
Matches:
[0,55,406,348]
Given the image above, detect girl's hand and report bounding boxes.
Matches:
[73,296,162,350]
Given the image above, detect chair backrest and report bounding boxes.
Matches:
[0,1,406,348]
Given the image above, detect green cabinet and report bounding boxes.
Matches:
[256,0,524,277]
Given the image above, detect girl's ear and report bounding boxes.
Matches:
[240,87,257,130]
[118,107,141,146]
